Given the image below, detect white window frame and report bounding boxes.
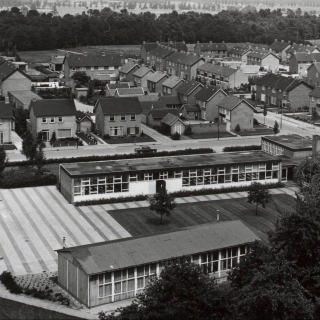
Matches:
[50,117,55,123]
[58,116,63,123]
[109,115,115,122]
[42,118,47,123]
[130,114,136,121]
[121,114,126,121]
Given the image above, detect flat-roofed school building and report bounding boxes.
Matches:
[57,221,260,307]
[58,151,282,203]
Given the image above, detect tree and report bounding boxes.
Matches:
[234,124,240,132]
[21,131,38,162]
[99,258,231,320]
[273,120,279,135]
[34,142,46,173]
[0,146,7,176]
[149,188,176,224]
[247,182,271,215]
[251,90,255,101]
[71,71,90,86]
[263,103,267,124]
[50,131,56,146]
[312,107,318,127]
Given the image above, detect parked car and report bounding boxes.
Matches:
[254,106,264,113]
[134,146,157,154]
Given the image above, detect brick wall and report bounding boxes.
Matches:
[231,102,254,131]
[190,122,227,133]
[288,84,312,111]
[205,91,228,121]
[306,64,320,87]
[104,114,141,136]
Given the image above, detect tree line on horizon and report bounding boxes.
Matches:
[1,6,319,52]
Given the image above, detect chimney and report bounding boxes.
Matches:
[4,96,9,104]
[312,135,320,155]
[156,41,159,44]
[197,41,199,44]
[275,39,278,42]
[143,41,146,44]
[32,96,37,103]
[102,52,105,56]
[169,41,172,45]
[281,39,284,43]
[216,210,220,222]
[209,41,212,44]
[293,42,296,45]
[307,44,310,47]
[62,237,66,248]
[183,41,185,44]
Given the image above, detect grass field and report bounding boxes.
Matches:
[109,194,294,243]
[19,45,141,66]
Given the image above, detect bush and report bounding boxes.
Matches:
[103,134,110,140]
[0,271,23,294]
[184,125,193,136]
[234,124,241,132]
[171,132,181,140]
[6,148,216,167]
[0,169,57,188]
[223,145,261,152]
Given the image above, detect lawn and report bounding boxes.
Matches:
[109,194,294,243]
[104,134,156,144]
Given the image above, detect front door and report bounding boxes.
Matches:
[42,130,50,142]
[156,180,166,193]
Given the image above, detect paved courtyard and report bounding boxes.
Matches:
[0,186,131,276]
[0,185,298,276]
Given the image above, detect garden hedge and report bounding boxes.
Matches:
[223,145,261,152]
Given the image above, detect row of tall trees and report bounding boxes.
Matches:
[0,6,320,50]
[99,154,320,320]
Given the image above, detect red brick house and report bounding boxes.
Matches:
[133,67,154,89]
[194,41,228,58]
[147,71,169,93]
[194,86,228,121]
[162,76,184,96]
[218,96,254,131]
[269,40,291,62]
[255,73,313,111]
[176,80,203,105]
[119,61,140,82]
[306,62,320,87]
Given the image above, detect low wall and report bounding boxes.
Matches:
[190,122,227,134]
[0,297,90,320]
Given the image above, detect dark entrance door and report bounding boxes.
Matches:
[156,180,166,193]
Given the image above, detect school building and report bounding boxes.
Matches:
[58,151,282,204]
[57,220,260,307]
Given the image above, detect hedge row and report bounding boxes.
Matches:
[0,170,57,189]
[223,145,261,152]
[6,148,215,167]
[75,182,283,206]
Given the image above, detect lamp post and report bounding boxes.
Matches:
[217,116,220,140]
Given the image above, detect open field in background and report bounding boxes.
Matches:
[19,45,141,66]
[109,194,295,243]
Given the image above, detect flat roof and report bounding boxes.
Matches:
[60,151,281,178]
[57,220,260,275]
[262,134,312,151]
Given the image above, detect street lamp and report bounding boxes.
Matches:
[217,116,220,140]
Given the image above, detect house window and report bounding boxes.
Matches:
[50,117,55,123]
[81,67,86,71]
[312,96,314,102]
[121,114,126,121]
[110,115,115,122]
[262,86,265,91]
[108,66,115,71]
[130,114,136,120]
[167,88,172,94]
[42,118,47,123]
[110,127,123,136]
[58,117,63,123]
[91,67,94,71]
[98,66,104,71]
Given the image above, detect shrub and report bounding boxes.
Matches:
[103,134,110,140]
[0,271,23,294]
[171,132,181,140]
[234,124,241,132]
[184,125,193,136]
[7,148,216,167]
[0,169,57,188]
[49,131,57,146]
[223,145,261,152]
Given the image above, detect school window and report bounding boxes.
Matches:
[98,272,112,299]
[114,268,135,298]
[137,264,156,290]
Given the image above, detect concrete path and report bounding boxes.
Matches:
[0,186,130,276]
[141,123,172,143]
[10,131,23,151]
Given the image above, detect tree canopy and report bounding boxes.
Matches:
[0,7,319,51]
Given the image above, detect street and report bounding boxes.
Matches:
[6,111,318,162]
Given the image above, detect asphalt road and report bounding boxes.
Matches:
[6,111,318,162]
